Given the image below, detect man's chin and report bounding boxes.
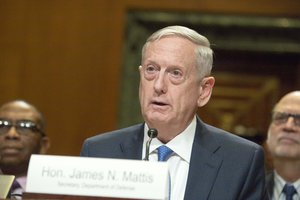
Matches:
[146,113,167,121]
[0,157,23,166]
[275,148,300,159]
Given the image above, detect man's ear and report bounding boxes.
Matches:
[197,76,215,107]
[39,137,51,154]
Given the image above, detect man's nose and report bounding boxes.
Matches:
[154,71,168,94]
[5,126,20,138]
[284,116,297,128]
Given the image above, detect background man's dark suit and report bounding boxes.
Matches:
[265,172,274,199]
[81,118,266,200]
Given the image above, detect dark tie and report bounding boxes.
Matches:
[9,180,21,198]
[283,184,297,200]
[11,180,21,190]
[157,145,173,161]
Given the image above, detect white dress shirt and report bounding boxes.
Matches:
[142,116,196,200]
[272,171,300,200]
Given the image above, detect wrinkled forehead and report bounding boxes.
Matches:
[142,37,197,66]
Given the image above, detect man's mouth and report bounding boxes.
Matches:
[153,101,167,106]
[1,146,21,155]
[278,136,298,145]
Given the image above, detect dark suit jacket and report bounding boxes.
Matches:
[266,171,274,199]
[81,118,267,200]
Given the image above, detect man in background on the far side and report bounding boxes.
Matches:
[0,100,50,199]
[266,91,300,200]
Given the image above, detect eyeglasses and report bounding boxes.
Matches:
[271,112,300,127]
[0,119,44,136]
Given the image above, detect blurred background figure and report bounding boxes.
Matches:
[0,100,50,199]
[266,91,300,200]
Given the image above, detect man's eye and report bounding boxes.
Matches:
[145,65,157,73]
[169,69,183,78]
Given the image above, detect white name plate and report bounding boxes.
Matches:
[26,155,169,199]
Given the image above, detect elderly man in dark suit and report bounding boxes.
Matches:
[266,91,300,200]
[81,25,267,200]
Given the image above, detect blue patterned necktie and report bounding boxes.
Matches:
[157,145,173,200]
[157,145,173,161]
[283,184,297,200]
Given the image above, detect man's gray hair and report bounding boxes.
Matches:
[142,25,213,79]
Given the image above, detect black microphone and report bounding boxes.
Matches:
[144,128,158,161]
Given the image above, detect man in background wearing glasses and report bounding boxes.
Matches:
[266,91,300,200]
[0,100,50,199]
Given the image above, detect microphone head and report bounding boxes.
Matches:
[147,128,158,138]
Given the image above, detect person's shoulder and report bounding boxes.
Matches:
[202,123,265,170]
[204,123,262,151]
[80,123,144,158]
[84,123,144,144]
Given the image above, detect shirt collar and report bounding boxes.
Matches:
[274,171,300,198]
[143,116,196,163]
[15,176,27,190]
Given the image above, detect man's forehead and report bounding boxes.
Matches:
[275,96,300,112]
[0,104,39,120]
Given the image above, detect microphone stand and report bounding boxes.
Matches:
[144,128,158,161]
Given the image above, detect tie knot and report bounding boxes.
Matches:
[9,179,22,198]
[157,145,173,161]
[283,184,297,200]
[11,180,21,191]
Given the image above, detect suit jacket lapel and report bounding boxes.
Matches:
[119,123,145,160]
[117,121,223,199]
[266,171,274,199]
[184,118,223,200]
